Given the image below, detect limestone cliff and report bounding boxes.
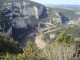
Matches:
[10,1,44,19]
[0,1,46,40]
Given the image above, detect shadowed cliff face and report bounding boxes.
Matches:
[59,12,69,25]
[39,6,48,19]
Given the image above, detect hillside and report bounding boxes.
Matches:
[48,7,80,20]
[39,7,80,27]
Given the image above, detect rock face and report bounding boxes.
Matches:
[11,1,44,19]
[6,26,12,35]
[0,1,46,39]
[8,1,44,29]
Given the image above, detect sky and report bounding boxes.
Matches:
[31,0,80,5]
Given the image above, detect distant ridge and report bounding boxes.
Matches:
[45,4,80,9]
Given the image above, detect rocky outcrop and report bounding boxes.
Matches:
[34,5,43,19]
[0,1,46,40]
[12,17,27,29]
[10,1,44,19]
[34,6,39,19]
[1,1,44,29]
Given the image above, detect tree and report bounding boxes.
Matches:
[0,39,47,60]
[0,32,23,54]
[21,40,47,60]
[56,31,73,44]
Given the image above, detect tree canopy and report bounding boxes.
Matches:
[56,31,73,44]
[0,32,23,54]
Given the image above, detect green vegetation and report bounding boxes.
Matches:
[42,25,80,60]
[56,31,73,44]
[0,26,79,60]
[56,25,80,39]
[42,31,75,60]
[43,25,80,42]
[0,32,23,54]
[27,16,39,28]
[0,32,47,60]
[49,8,80,20]
[0,31,76,60]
